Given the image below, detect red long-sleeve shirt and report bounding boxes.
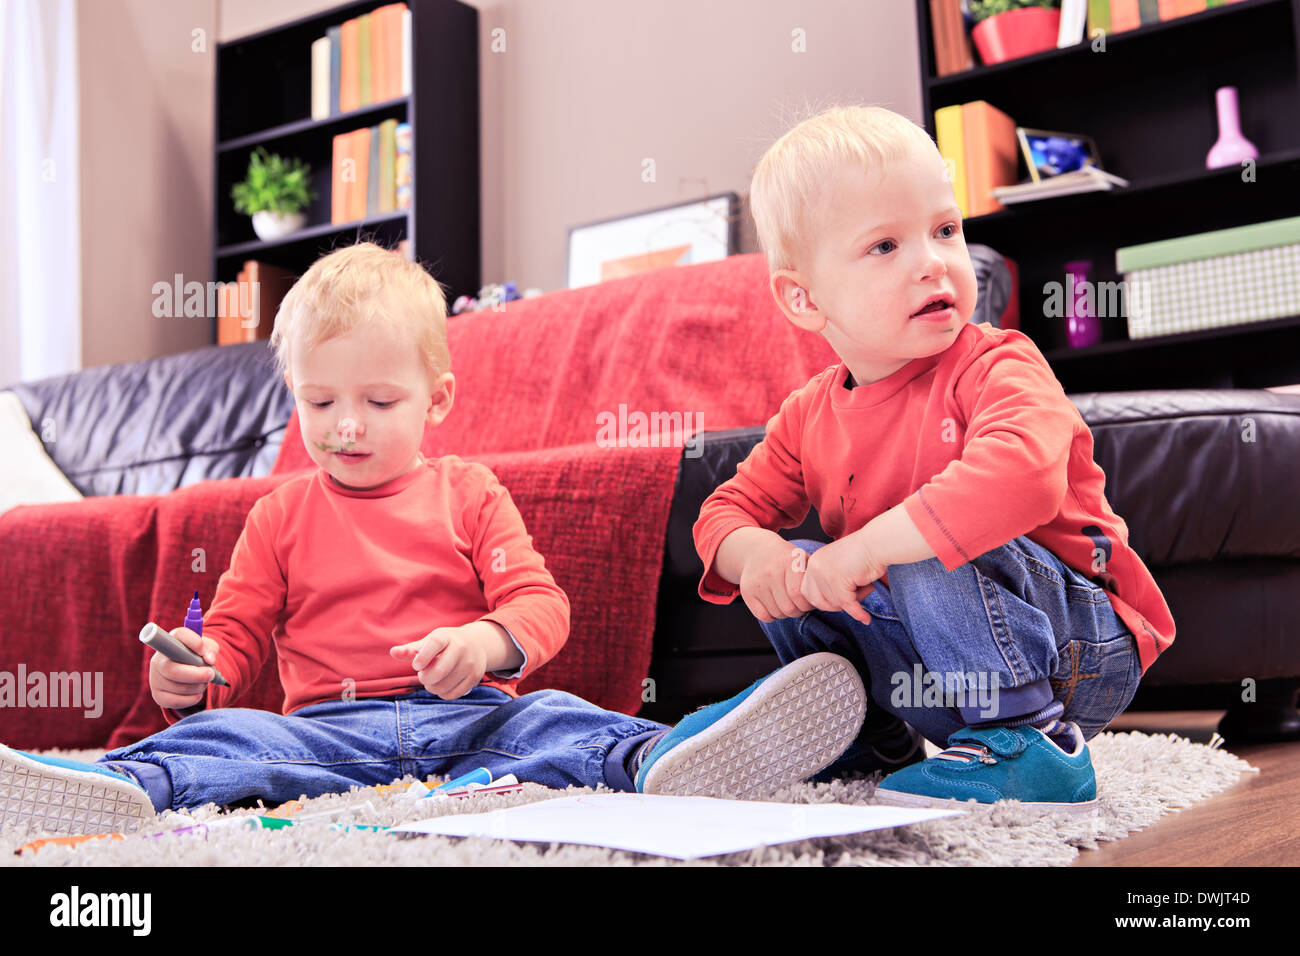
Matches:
[694,321,1174,674]
[164,455,570,724]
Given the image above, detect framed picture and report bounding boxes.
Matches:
[565,193,739,289]
[1015,128,1104,183]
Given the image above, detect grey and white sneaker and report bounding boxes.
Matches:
[0,743,155,836]
[634,652,867,800]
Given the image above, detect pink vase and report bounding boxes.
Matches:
[1206,86,1258,169]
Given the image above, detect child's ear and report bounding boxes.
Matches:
[427,372,455,426]
[771,270,825,333]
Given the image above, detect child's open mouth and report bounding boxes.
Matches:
[912,296,954,319]
[336,452,371,464]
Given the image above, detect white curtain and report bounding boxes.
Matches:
[0,0,81,388]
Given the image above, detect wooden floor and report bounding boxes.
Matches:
[1068,710,1298,867]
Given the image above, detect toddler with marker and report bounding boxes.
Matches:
[692,105,1177,813]
[1,242,867,836]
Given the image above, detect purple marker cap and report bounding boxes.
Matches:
[185,590,203,636]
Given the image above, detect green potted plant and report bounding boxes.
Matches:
[231,147,316,241]
[968,0,1061,66]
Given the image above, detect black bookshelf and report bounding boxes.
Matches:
[211,0,480,343]
[916,0,1300,392]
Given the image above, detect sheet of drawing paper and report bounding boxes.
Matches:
[390,793,965,859]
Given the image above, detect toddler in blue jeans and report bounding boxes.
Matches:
[0,243,868,838]
[692,106,1175,813]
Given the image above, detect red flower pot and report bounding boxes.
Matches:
[971,7,1062,65]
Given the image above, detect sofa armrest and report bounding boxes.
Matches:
[0,473,297,750]
[1,495,170,748]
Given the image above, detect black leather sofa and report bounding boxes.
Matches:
[646,391,1300,744]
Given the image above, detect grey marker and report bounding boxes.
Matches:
[139,622,230,686]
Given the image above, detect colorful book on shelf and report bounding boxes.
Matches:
[367,123,381,217]
[932,101,1018,218]
[371,5,389,102]
[379,118,398,212]
[358,13,372,107]
[311,37,331,120]
[401,5,412,96]
[395,121,412,210]
[375,3,408,102]
[350,127,372,222]
[333,123,403,223]
[332,131,348,223]
[929,0,973,76]
[217,260,297,345]
[317,4,409,118]
[962,100,1019,217]
[934,104,969,219]
[327,24,342,116]
[339,17,360,113]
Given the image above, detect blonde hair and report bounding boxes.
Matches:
[750,105,941,273]
[270,242,450,389]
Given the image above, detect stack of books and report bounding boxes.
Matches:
[993,166,1130,204]
[331,120,412,225]
[217,260,299,345]
[311,3,411,119]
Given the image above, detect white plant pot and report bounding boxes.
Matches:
[251,210,307,241]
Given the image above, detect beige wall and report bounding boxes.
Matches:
[79,0,922,364]
[78,0,217,367]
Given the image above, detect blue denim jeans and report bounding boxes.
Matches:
[99,686,668,812]
[762,537,1143,765]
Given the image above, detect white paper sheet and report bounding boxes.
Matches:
[390,793,965,859]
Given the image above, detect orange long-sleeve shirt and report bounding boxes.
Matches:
[164,455,570,725]
[694,322,1174,674]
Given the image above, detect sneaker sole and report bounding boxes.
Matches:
[873,786,1100,816]
[0,746,155,836]
[642,653,867,800]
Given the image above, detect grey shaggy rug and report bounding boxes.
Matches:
[2,731,1258,867]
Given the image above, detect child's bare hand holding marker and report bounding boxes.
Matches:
[146,626,224,711]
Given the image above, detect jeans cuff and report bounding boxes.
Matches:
[102,759,173,813]
[602,729,665,792]
[958,676,1055,725]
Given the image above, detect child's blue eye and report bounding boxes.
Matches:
[869,223,959,256]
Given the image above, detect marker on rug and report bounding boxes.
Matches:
[139,592,229,686]
[425,767,492,797]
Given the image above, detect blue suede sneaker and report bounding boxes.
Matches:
[635,652,866,800]
[0,743,156,835]
[872,722,1099,815]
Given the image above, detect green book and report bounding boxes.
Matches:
[358,13,371,107]
[379,118,397,213]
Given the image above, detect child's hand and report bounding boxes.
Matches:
[389,625,489,700]
[737,530,816,623]
[801,532,886,626]
[149,627,221,711]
